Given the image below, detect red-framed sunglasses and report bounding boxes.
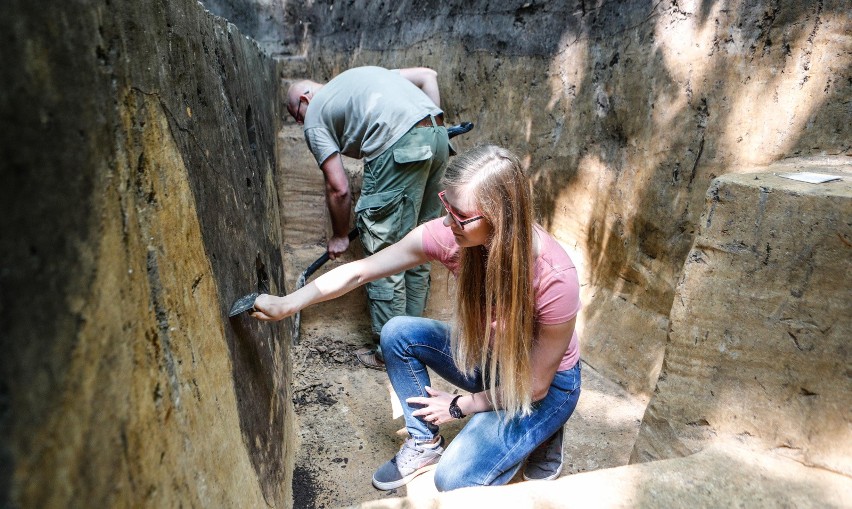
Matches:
[438,190,484,230]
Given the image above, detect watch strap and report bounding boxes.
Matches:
[450,394,466,419]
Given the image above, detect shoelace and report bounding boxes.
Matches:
[394,439,424,470]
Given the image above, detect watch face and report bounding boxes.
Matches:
[449,395,464,419]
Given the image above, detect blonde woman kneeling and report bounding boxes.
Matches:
[252,145,582,491]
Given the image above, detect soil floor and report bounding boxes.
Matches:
[284,245,649,509]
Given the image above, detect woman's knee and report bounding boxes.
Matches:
[433,463,469,492]
[379,315,418,352]
[433,455,487,492]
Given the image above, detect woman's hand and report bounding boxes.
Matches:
[250,293,296,322]
[407,386,457,426]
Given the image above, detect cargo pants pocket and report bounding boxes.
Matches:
[392,144,433,166]
[354,187,410,255]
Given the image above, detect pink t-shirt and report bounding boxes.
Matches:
[422,219,581,371]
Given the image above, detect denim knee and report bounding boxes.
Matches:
[433,463,479,492]
[432,464,455,492]
[379,315,413,354]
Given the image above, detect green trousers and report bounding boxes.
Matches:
[354,118,450,338]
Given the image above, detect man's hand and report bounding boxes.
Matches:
[327,234,350,260]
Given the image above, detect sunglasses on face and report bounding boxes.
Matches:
[438,190,484,230]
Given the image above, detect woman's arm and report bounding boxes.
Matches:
[528,318,576,401]
[461,318,575,412]
[251,225,430,321]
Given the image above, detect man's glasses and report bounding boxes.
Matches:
[294,99,306,124]
[438,190,483,230]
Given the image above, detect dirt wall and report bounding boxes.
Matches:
[199,0,303,56]
[632,159,852,475]
[0,1,292,507]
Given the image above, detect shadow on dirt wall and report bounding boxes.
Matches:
[530,0,845,309]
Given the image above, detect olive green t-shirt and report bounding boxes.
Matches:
[303,66,442,165]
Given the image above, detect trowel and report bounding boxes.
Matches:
[446,121,473,138]
[228,292,259,317]
[229,255,271,317]
[227,230,357,335]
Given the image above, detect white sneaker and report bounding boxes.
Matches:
[372,437,444,490]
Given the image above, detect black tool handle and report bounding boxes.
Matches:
[303,228,360,281]
[447,122,473,139]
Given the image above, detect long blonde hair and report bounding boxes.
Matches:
[444,145,537,418]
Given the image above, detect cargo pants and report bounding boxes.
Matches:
[354,116,450,339]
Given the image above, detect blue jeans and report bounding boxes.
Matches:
[380,316,582,491]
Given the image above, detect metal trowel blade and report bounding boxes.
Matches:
[229,292,259,317]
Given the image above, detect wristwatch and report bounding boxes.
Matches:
[449,395,466,419]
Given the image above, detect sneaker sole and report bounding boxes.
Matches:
[372,462,439,490]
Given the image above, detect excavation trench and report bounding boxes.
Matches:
[3,1,850,507]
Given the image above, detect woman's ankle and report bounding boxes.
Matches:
[417,435,441,447]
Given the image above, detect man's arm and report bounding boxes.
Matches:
[398,67,441,107]
[319,153,352,259]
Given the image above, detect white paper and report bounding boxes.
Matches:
[389,382,404,419]
[777,172,842,184]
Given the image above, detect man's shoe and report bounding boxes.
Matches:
[354,347,385,371]
[523,426,564,481]
[372,437,444,490]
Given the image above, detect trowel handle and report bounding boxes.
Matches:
[447,122,474,139]
[303,228,360,281]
